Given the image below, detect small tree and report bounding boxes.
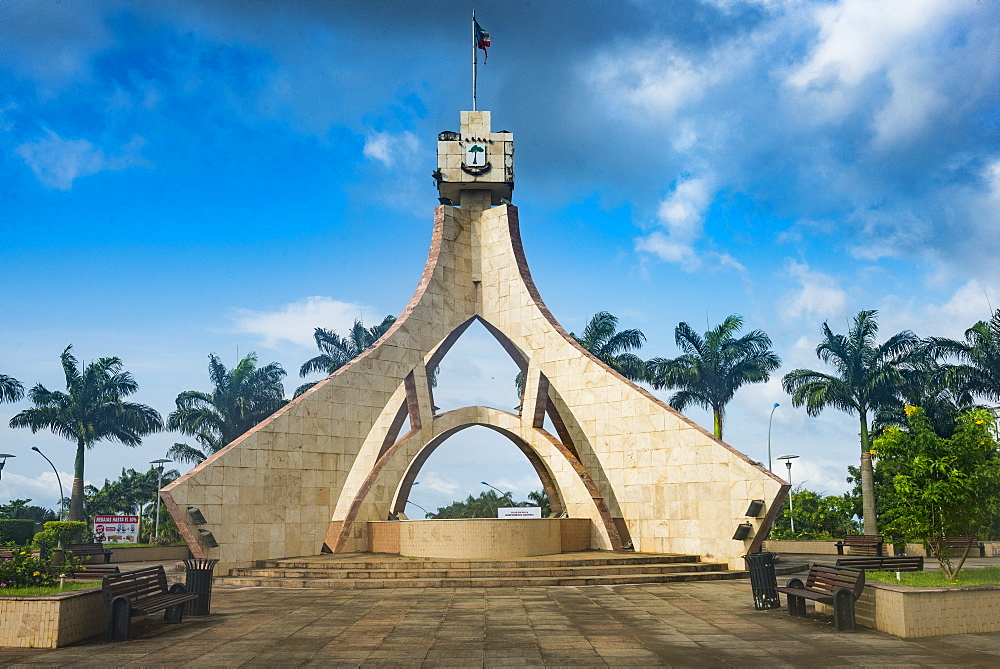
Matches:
[874,406,1000,580]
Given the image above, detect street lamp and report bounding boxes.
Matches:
[767,403,780,471]
[777,454,800,534]
[0,453,15,487]
[481,481,512,517]
[150,459,171,541]
[31,447,65,520]
[406,500,429,518]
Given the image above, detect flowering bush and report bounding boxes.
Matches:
[0,544,80,589]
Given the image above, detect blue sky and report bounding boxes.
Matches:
[1,0,998,516]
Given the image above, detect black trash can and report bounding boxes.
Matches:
[183,558,219,615]
[743,552,780,610]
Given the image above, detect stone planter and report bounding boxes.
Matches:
[816,580,1000,638]
[0,586,104,648]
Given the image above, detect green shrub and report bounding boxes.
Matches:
[0,519,36,545]
[33,521,90,550]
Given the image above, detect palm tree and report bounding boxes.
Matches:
[8,346,163,521]
[782,310,920,535]
[926,309,1000,403]
[167,352,287,465]
[85,466,180,518]
[646,315,780,439]
[515,311,647,398]
[570,312,647,380]
[1,374,24,403]
[874,359,976,438]
[296,316,396,397]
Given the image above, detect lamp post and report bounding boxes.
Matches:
[777,454,800,534]
[0,453,15,487]
[31,447,64,520]
[150,459,171,542]
[406,500,429,518]
[767,403,779,471]
[481,481,512,517]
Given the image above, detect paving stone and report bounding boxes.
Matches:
[4,580,1000,666]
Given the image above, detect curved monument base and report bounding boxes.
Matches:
[367,518,591,559]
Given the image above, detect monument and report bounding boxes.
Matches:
[163,110,788,573]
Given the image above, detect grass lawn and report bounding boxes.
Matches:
[0,582,98,596]
[867,565,1000,587]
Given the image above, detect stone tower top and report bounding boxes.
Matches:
[435,110,514,206]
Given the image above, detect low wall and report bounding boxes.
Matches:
[108,545,190,563]
[0,587,104,648]
[762,540,926,556]
[368,518,592,559]
[817,581,1000,638]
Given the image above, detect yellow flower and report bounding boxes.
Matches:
[32,571,40,576]
[904,405,918,416]
[976,420,986,425]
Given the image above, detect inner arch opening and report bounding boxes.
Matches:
[393,424,560,519]
[428,318,526,415]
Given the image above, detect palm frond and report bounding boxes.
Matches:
[0,374,25,403]
[166,443,209,465]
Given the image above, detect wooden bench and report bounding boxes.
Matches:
[835,535,884,556]
[926,537,985,558]
[65,542,113,564]
[777,564,866,631]
[70,565,120,579]
[836,556,923,572]
[102,566,199,641]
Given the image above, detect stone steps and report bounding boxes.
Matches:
[216,569,746,590]
[215,551,750,590]
[228,561,727,580]
[254,552,706,570]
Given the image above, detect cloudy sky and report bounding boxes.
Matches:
[1,0,998,517]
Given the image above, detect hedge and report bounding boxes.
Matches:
[0,519,36,545]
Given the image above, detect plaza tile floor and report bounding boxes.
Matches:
[2,577,1000,667]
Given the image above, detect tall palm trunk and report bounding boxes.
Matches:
[70,438,86,521]
[713,408,723,439]
[859,414,878,535]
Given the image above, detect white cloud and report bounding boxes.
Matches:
[590,49,711,119]
[232,296,379,348]
[635,175,716,270]
[363,130,421,169]
[0,470,76,511]
[413,471,460,498]
[787,0,971,144]
[16,130,147,190]
[779,260,848,322]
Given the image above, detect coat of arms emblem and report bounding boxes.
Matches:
[462,141,491,175]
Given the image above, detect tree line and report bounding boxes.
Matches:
[3,308,1000,539]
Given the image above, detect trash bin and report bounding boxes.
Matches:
[183,558,219,615]
[743,552,780,610]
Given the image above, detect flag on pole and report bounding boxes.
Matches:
[474,19,491,61]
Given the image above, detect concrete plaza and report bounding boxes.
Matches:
[2,574,1000,666]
